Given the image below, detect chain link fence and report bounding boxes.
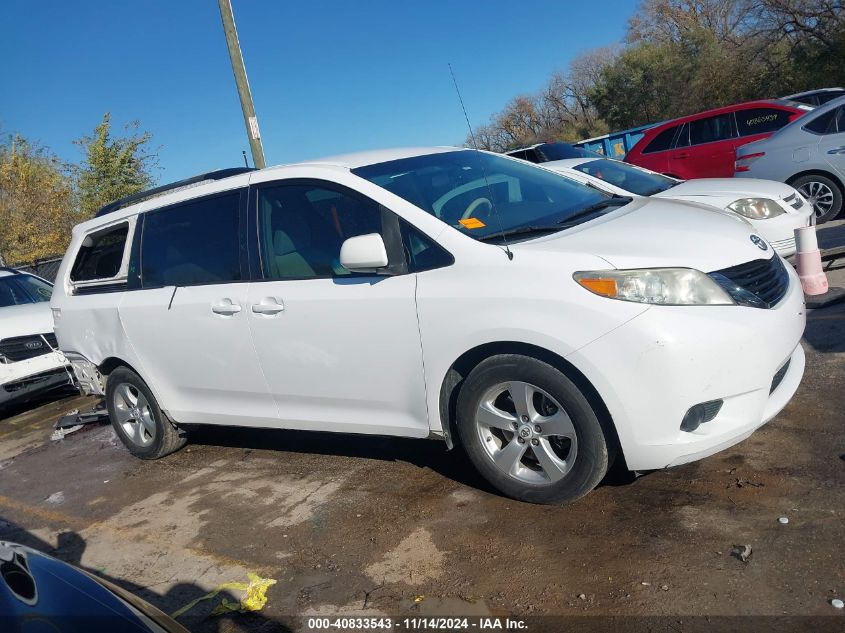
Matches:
[14,257,63,283]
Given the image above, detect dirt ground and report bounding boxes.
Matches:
[1,224,844,633]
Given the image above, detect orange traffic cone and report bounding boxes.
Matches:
[794,224,828,296]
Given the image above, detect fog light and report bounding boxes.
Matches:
[680,399,723,432]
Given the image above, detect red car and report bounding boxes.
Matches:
[624,100,809,179]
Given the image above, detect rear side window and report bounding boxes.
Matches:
[642,126,679,154]
[71,223,129,282]
[141,192,241,287]
[689,113,736,145]
[736,108,793,136]
[804,108,838,135]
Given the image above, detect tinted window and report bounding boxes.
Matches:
[736,108,793,136]
[71,224,128,282]
[400,222,453,272]
[804,108,838,135]
[141,192,241,287]
[674,123,690,148]
[689,113,736,145]
[507,150,531,161]
[642,126,679,154]
[258,184,384,280]
[352,151,612,242]
[573,159,677,196]
[816,91,845,105]
[536,143,601,161]
[0,275,52,307]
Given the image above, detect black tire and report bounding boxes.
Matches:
[791,173,843,223]
[106,367,186,459]
[456,354,611,504]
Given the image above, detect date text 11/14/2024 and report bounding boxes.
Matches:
[306,617,529,630]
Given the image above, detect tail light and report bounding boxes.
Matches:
[735,152,765,173]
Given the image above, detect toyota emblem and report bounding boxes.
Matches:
[750,235,768,251]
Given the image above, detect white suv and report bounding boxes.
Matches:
[51,148,806,504]
[1,269,71,411]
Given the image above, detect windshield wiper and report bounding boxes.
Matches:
[477,225,562,242]
[558,195,633,226]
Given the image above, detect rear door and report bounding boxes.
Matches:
[118,189,278,427]
[244,179,429,438]
[673,113,738,178]
[818,106,845,182]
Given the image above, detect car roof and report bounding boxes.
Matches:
[74,146,471,231]
[643,99,801,134]
[783,87,844,99]
[296,146,464,169]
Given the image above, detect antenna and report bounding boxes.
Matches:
[242,150,249,168]
[448,63,513,261]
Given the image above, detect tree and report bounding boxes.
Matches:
[0,134,78,265]
[74,112,158,219]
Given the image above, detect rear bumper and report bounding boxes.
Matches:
[567,265,806,471]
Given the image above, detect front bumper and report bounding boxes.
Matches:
[567,264,806,471]
[0,351,73,406]
[750,204,813,257]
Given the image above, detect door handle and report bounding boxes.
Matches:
[827,147,845,154]
[251,298,285,315]
[674,152,690,159]
[211,300,242,316]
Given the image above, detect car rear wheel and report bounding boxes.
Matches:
[106,367,186,459]
[456,354,611,504]
[792,174,842,223]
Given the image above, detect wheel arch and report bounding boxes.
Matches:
[787,169,844,192]
[438,341,620,461]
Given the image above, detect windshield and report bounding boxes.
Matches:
[537,143,602,161]
[0,274,53,307]
[572,158,677,196]
[352,151,615,241]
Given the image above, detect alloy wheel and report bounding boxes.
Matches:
[798,180,835,220]
[475,381,577,484]
[112,383,156,447]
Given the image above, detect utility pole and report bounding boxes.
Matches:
[217,0,266,169]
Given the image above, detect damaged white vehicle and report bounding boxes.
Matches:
[0,269,72,411]
[51,148,805,504]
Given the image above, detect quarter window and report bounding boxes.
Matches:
[736,108,793,136]
[141,192,241,287]
[689,114,736,145]
[642,126,679,154]
[257,183,386,280]
[70,223,129,282]
[804,108,838,135]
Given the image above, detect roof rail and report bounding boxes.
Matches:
[0,266,21,275]
[95,167,256,217]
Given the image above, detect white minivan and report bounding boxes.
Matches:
[51,148,806,504]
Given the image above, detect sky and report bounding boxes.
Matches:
[1,0,637,182]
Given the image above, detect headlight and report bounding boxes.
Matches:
[574,268,734,305]
[727,198,785,219]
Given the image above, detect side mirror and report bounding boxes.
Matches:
[339,233,389,273]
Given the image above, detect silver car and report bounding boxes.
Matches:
[736,95,845,223]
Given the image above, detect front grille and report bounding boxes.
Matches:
[770,359,791,394]
[710,256,789,308]
[783,194,804,210]
[0,334,55,362]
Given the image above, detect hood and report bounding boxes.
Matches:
[0,302,54,339]
[654,178,796,201]
[514,197,773,272]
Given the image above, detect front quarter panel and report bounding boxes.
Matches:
[415,243,649,434]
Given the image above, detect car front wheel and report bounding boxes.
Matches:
[456,355,612,504]
[792,174,843,223]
